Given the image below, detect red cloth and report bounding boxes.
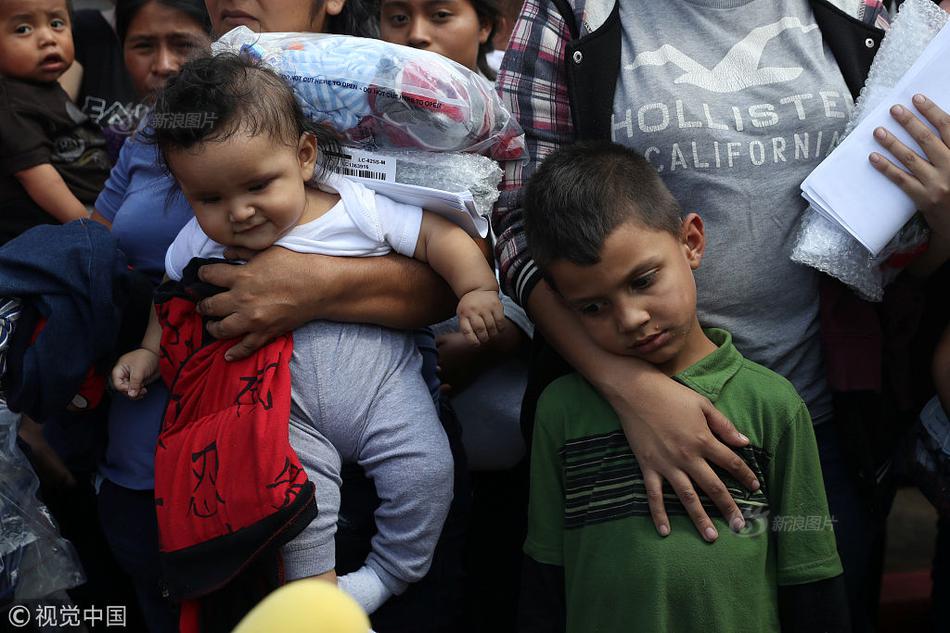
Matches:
[154,294,308,551]
[152,282,316,633]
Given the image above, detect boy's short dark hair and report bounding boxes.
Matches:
[149,53,339,178]
[524,141,683,269]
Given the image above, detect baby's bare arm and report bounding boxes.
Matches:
[15,164,89,223]
[413,212,497,297]
[111,303,163,399]
[414,212,503,343]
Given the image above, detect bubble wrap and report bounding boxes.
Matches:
[213,27,527,161]
[792,0,947,301]
[378,149,502,218]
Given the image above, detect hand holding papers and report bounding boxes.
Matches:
[869,95,950,243]
[800,23,950,256]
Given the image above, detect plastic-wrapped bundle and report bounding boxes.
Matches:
[0,405,85,603]
[391,152,501,217]
[213,27,526,161]
[792,0,947,301]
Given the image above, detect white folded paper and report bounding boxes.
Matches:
[358,180,486,239]
[327,146,489,239]
[800,22,950,256]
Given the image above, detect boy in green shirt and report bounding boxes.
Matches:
[519,141,848,633]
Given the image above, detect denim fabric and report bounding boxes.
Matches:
[0,221,131,421]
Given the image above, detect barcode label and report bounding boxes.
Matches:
[330,147,397,183]
[338,166,387,180]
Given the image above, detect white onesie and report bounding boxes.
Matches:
[165,173,424,280]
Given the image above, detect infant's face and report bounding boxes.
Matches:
[168,130,317,252]
[0,0,74,83]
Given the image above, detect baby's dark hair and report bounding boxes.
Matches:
[525,141,683,271]
[149,53,340,179]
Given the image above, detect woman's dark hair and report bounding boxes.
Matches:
[148,53,340,180]
[371,0,501,79]
[115,0,211,44]
[470,0,502,80]
[327,0,382,38]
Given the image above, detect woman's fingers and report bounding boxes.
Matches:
[700,405,759,493]
[642,469,670,537]
[870,95,950,217]
[701,398,750,448]
[691,452,748,532]
[871,126,932,183]
[912,94,950,148]
[887,99,950,166]
[869,147,927,202]
[665,471,719,542]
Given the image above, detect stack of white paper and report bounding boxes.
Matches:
[800,23,950,256]
[327,146,489,239]
[357,180,487,239]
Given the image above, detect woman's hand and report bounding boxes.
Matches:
[602,370,758,541]
[196,248,320,361]
[196,246,458,360]
[870,94,950,240]
[528,282,758,541]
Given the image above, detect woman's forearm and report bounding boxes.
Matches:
[90,209,112,230]
[525,280,652,394]
[198,248,459,341]
[309,251,459,327]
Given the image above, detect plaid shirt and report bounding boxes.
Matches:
[493,0,890,307]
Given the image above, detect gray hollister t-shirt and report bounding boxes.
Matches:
[613,0,854,424]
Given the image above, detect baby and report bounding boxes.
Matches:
[113,53,503,613]
[0,0,111,243]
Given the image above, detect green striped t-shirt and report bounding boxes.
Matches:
[525,328,842,633]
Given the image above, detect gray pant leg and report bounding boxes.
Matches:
[281,417,342,581]
[288,321,455,594]
[356,336,455,595]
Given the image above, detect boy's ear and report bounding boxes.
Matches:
[297,132,318,181]
[680,213,705,270]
